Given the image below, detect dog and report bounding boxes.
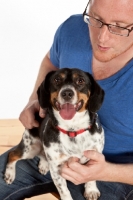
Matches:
[4,68,104,200]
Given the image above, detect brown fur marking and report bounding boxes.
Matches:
[8,151,21,163]
[78,91,90,112]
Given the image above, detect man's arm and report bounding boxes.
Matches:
[61,150,133,185]
[29,51,58,101]
[19,51,58,129]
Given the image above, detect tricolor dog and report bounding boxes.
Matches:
[4,68,104,200]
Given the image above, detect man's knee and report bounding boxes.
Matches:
[97,181,133,200]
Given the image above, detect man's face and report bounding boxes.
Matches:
[88,0,133,62]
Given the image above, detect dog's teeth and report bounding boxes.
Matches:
[78,102,81,106]
[55,101,61,110]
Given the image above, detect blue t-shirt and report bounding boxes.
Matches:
[50,14,133,163]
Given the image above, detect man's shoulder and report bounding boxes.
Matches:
[62,14,85,28]
[59,14,88,37]
[64,14,83,24]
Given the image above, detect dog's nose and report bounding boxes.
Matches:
[61,89,74,100]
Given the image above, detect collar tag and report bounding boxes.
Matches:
[68,131,77,138]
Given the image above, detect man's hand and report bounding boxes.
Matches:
[60,150,109,185]
[19,100,47,129]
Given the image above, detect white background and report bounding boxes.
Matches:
[0,0,87,119]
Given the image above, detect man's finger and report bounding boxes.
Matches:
[32,120,39,128]
[39,108,47,118]
[61,162,82,184]
[67,157,79,165]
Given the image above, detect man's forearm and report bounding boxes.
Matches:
[61,151,133,186]
[104,162,133,185]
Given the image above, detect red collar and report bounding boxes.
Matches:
[56,126,91,138]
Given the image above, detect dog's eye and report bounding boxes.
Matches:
[76,78,85,85]
[54,77,62,85]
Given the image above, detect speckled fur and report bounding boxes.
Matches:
[4,68,104,200]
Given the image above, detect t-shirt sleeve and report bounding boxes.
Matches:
[50,15,86,69]
[50,23,63,68]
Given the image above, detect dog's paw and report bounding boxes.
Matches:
[38,159,49,175]
[61,197,73,200]
[84,189,100,200]
[84,181,100,200]
[4,165,15,184]
[59,194,73,200]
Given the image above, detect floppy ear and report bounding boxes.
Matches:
[37,71,56,109]
[86,73,104,113]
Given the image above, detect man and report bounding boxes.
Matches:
[1,0,133,199]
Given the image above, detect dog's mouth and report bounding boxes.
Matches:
[54,100,83,120]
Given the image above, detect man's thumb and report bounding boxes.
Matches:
[84,150,100,160]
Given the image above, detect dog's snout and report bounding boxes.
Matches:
[61,89,74,100]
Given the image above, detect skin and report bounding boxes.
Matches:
[90,0,133,80]
[19,52,58,129]
[90,0,133,63]
[19,0,133,186]
[61,0,133,185]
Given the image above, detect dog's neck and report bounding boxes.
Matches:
[53,109,92,131]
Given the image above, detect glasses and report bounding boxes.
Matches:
[83,2,133,37]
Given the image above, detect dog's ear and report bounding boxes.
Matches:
[37,71,56,109]
[86,73,104,113]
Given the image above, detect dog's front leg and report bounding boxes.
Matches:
[4,129,44,184]
[49,164,73,200]
[84,181,100,200]
[38,151,49,175]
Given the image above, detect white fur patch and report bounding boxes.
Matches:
[45,108,104,200]
[4,161,16,184]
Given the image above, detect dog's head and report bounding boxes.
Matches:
[37,68,104,120]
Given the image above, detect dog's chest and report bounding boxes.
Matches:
[44,112,104,165]
[59,130,103,155]
[44,129,104,166]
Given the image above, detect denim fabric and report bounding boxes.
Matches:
[0,147,133,200]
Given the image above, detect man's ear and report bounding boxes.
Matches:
[86,73,105,113]
[37,71,56,109]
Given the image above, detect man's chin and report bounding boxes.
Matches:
[93,51,116,62]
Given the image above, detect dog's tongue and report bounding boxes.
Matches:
[59,103,76,120]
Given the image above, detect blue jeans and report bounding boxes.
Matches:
[1,148,133,200]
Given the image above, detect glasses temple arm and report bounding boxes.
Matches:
[83,0,90,15]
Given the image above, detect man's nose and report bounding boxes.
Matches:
[98,25,110,43]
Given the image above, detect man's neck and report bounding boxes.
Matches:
[92,47,133,80]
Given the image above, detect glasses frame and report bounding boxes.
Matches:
[83,1,133,37]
